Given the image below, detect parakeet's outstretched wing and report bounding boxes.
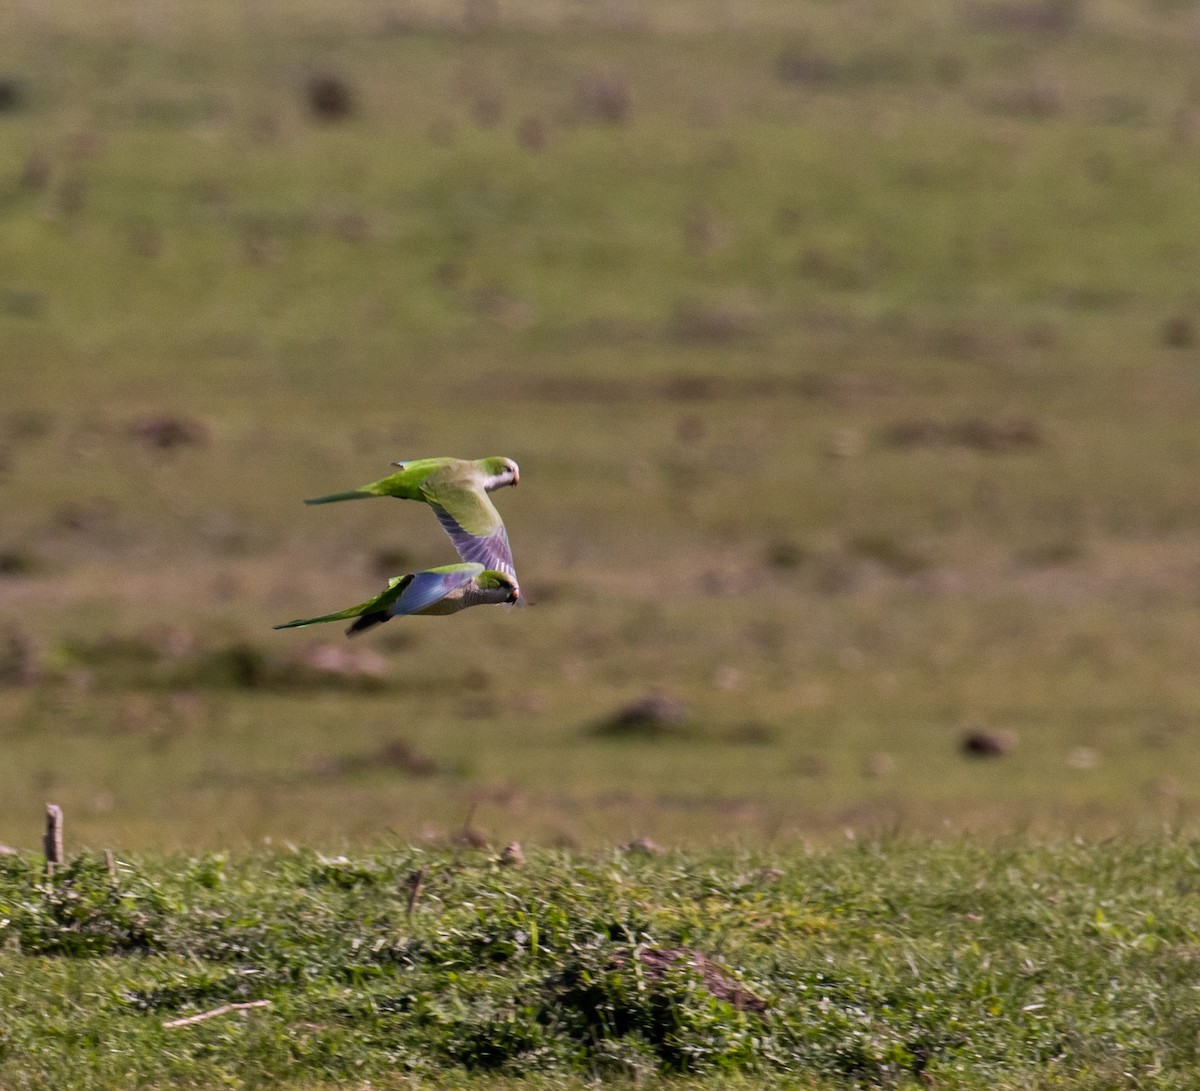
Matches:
[421,474,516,580]
[391,563,485,616]
[430,504,516,579]
[273,575,410,630]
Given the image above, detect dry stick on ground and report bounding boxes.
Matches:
[43,804,63,876]
[163,1001,272,1029]
[405,867,426,920]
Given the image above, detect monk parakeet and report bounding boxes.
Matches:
[304,456,519,582]
[274,562,519,636]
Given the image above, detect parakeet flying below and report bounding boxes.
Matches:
[273,562,519,637]
[304,456,520,583]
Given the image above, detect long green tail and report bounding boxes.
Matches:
[274,576,408,634]
[273,604,369,629]
[303,490,374,505]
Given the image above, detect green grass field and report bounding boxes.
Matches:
[7,839,1200,1088]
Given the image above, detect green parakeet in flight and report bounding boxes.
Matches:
[273,562,520,636]
[304,456,520,583]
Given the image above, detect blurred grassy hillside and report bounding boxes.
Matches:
[0,0,1198,850]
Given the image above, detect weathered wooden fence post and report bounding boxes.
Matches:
[43,803,63,876]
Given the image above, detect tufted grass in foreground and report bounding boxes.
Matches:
[3,837,1200,1089]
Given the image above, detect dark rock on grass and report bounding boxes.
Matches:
[0,547,42,576]
[128,414,210,451]
[766,538,808,570]
[961,728,1018,758]
[0,77,25,113]
[1161,315,1195,349]
[589,693,692,739]
[305,72,356,121]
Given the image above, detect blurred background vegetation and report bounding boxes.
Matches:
[0,0,1198,851]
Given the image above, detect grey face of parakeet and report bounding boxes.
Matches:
[479,457,520,492]
[474,571,520,605]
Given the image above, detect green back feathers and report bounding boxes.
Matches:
[475,570,513,591]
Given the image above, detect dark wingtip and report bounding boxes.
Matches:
[345,611,388,637]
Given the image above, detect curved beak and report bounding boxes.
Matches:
[508,586,521,604]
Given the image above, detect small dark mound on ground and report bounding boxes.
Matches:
[0,78,25,113]
[588,693,692,738]
[961,728,1018,758]
[128,414,210,451]
[305,72,356,121]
